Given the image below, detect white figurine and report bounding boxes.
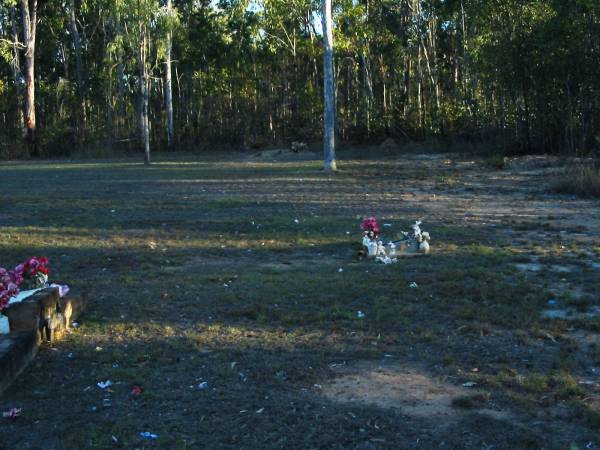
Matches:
[387,242,396,257]
[367,241,378,257]
[419,231,431,254]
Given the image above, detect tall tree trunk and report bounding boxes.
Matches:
[380,55,389,135]
[106,92,114,149]
[164,0,174,148]
[112,8,126,139]
[104,19,114,149]
[307,12,320,94]
[460,1,469,96]
[322,0,336,171]
[360,49,373,135]
[138,22,150,164]
[68,0,85,145]
[10,6,24,136]
[401,54,410,116]
[21,0,37,155]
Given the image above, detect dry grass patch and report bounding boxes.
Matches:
[552,162,600,197]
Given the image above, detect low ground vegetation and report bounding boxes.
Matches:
[0,149,599,449]
[553,162,600,198]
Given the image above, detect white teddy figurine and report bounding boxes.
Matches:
[419,231,431,254]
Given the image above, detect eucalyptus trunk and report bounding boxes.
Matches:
[21,0,37,155]
[68,0,85,145]
[10,6,24,136]
[115,12,127,137]
[164,0,174,148]
[322,0,336,171]
[138,25,150,165]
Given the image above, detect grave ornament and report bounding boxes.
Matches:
[360,217,432,263]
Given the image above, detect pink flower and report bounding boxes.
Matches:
[19,257,50,279]
[10,271,23,285]
[360,217,380,236]
[131,386,143,396]
[0,257,51,310]
[0,266,18,310]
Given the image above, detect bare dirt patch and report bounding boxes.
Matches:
[322,361,509,422]
[248,148,320,161]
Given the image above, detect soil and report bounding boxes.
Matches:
[322,360,510,421]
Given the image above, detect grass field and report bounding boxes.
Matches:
[1,150,599,449]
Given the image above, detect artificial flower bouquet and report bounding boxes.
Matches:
[0,268,20,311]
[0,257,62,311]
[360,217,431,263]
[360,217,380,241]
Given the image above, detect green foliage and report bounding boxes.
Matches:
[0,0,599,154]
[483,154,508,170]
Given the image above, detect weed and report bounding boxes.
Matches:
[552,161,600,197]
[452,391,491,409]
[483,154,508,169]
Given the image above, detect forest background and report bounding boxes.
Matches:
[0,0,598,158]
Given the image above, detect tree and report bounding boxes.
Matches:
[67,0,86,146]
[322,0,336,171]
[9,4,25,137]
[21,0,37,155]
[135,0,158,165]
[161,0,177,148]
[0,0,599,157]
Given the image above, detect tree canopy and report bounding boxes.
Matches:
[0,0,599,157]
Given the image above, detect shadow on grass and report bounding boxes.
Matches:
[1,328,585,450]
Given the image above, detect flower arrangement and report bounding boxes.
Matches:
[0,257,50,311]
[18,257,50,289]
[360,217,380,241]
[359,217,432,262]
[0,269,21,311]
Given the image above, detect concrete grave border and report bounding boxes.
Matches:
[0,288,85,396]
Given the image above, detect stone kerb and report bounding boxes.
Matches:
[0,288,85,396]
